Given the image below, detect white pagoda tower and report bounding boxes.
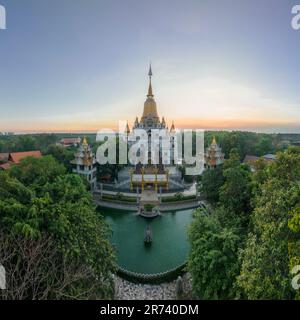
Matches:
[71,137,97,190]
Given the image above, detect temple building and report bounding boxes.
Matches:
[204,137,225,169]
[132,65,168,131]
[124,65,179,192]
[0,151,42,170]
[71,137,97,190]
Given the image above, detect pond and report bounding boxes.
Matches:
[100,208,194,274]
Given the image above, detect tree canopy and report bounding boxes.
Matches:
[0,156,115,300]
[188,146,300,300]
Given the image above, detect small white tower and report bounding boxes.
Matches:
[71,137,97,190]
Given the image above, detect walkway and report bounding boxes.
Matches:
[95,182,197,198]
[94,198,200,212]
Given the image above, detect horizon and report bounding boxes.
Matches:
[1,0,300,133]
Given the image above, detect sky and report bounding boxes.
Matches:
[0,0,300,133]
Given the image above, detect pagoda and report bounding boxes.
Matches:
[71,137,97,190]
[126,65,176,191]
[204,136,224,169]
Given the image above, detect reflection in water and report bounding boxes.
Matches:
[100,208,194,274]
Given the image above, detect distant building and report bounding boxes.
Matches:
[58,137,81,148]
[71,137,97,190]
[262,154,276,161]
[0,153,9,164]
[243,153,276,171]
[243,154,276,164]
[0,150,42,170]
[0,132,14,136]
[204,137,224,169]
[292,141,300,147]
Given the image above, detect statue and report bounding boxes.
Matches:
[144,225,152,245]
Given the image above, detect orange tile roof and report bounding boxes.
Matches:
[0,162,11,170]
[243,155,259,163]
[0,153,9,162]
[9,151,42,164]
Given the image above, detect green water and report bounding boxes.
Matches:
[100,208,194,274]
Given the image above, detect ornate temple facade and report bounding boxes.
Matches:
[204,136,225,169]
[125,66,177,191]
[126,65,176,165]
[71,137,97,190]
[132,65,167,131]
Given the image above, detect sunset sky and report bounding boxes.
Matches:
[0,0,300,133]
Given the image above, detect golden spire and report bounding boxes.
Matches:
[170,121,175,132]
[147,63,153,97]
[142,63,159,121]
[82,136,88,147]
[125,121,130,134]
[211,136,217,145]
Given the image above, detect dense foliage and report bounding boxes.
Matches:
[200,166,224,203]
[237,147,300,299]
[0,156,115,300]
[188,146,300,300]
[203,131,291,160]
[0,134,96,154]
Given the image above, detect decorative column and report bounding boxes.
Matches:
[166,169,169,190]
[130,169,133,191]
[154,168,158,192]
[141,167,145,192]
[159,186,162,204]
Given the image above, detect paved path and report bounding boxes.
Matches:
[94,199,200,212]
[95,182,197,198]
[95,200,137,211]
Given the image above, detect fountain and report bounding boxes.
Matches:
[138,190,160,218]
[101,207,193,274]
[144,225,152,245]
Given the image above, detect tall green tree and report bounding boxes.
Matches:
[0,156,115,299]
[219,149,252,222]
[201,166,224,204]
[237,147,300,299]
[188,207,242,299]
[288,202,300,300]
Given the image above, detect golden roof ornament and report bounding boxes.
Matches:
[82,136,88,147]
[211,136,217,145]
[142,63,159,121]
[170,121,175,132]
[125,121,131,134]
[147,64,154,97]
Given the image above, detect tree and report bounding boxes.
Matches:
[201,166,224,203]
[237,147,300,299]
[288,203,300,300]
[45,144,74,171]
[0,156,115,299]
[9,155,66,194]
[188,208,241,299]
[254,136,275,156]
[219,149,252,222]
